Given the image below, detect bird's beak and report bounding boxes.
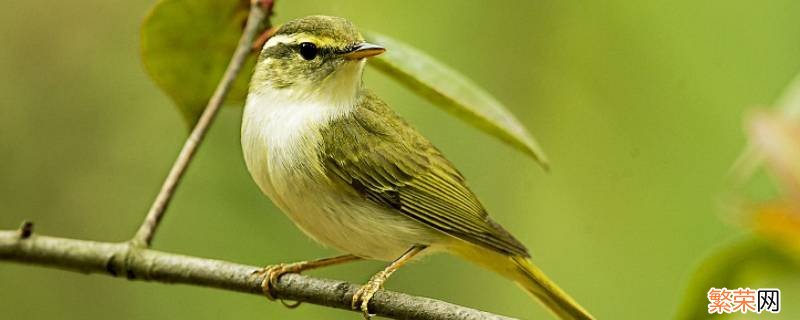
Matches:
[344,42,386,60]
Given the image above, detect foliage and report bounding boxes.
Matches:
[140,0,548,166]
[364,32,548,167]
[141,0,255,126]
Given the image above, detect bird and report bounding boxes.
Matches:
[241,15,593,320]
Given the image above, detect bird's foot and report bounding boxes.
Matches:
[253,255,361,308]
[351,270,388,319]
[254,263,304,308]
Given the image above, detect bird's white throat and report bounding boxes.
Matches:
[241,57,366,197]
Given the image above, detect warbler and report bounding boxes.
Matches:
[241,15,593,320]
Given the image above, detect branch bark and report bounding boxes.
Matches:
[0,230,515,320]
[132,0,271,248]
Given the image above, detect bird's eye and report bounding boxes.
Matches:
[299,42,318,60]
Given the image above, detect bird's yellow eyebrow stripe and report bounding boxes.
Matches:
[264,34,347,49]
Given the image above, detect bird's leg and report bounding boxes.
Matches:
[351,245,427,319]
[256,254,362,306]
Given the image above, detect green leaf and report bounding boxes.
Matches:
[364,32,550,169]
[140,0,550,165]
[141,0,254,127]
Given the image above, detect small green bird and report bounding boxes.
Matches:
[241,15,593,320]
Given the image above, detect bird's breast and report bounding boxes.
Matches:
[241,91,442,260]
[241,91,337,202]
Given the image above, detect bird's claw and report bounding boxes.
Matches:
[351,271,387,319]
[254,263,303,308]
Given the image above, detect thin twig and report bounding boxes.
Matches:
[131,0,271,248]
[0,231,515,320]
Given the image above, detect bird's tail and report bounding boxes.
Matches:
[450,243,594,320]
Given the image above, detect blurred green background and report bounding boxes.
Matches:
[2,0,800,319]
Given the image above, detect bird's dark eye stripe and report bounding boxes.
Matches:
[292,43,359,58]
[261,43,293,59]
[332,44,360,55]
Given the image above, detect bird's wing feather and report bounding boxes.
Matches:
[320,90,529,257]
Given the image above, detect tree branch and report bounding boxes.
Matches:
[4,2,521,319]
[132,0,272,248]
[0,230,515,320]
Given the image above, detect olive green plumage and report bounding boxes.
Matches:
[276,16,362,44]
[253,16,365,89]
[320,89,529,257]
[242,15,594,319]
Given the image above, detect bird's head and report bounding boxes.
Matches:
[251,15,384,104]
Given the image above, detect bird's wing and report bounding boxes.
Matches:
[320,90,529,257]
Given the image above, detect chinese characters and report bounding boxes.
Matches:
[708,287,780,314]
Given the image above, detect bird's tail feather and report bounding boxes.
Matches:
[450,243,594,320]
[511,256,594,319]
